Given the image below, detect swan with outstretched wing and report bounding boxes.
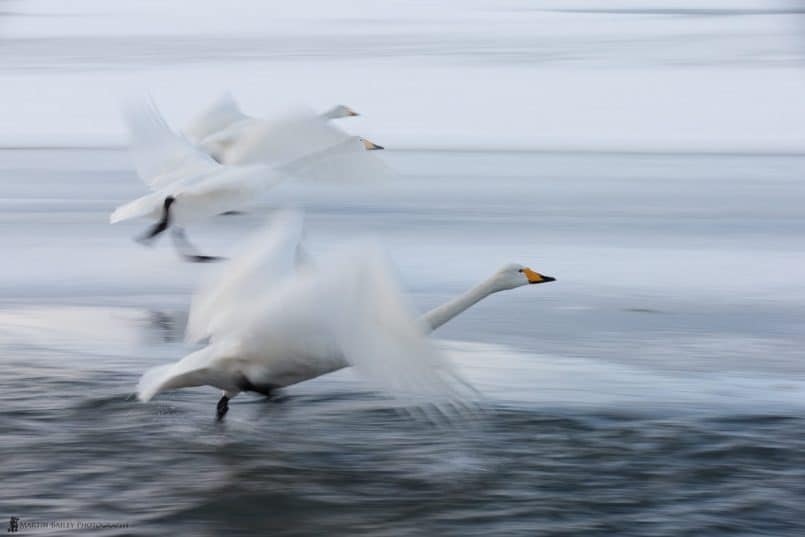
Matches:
[184,94,390,183]
[137,212,555,420]
[183,93,358,146]
[111,98,387,261]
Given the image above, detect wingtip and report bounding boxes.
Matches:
[109,204,132,224]
[136,363,174,403]
[136,381,155,402]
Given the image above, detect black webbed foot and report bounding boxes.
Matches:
[216,395,230,421]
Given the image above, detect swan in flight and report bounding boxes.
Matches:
[137,212,556,420]
[183,93,359,146]
[110,99,389,262]
[182,94,381,168]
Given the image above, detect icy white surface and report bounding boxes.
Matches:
[1,0,804,151]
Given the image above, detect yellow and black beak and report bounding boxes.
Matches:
[520,267,556,285]
[361,138,385,151]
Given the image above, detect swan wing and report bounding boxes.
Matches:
[196,120,253,161]
[185,210,305,344]
[109,190,164,224]
[324,243,475,406]
[110,164,283,225]
[225,241,474,406]
[221,107,350,166]
[122,97,220,189]
[169,165,286,226]
[183,92,249,144]
[137,340,241,401]
[279,136,395,183]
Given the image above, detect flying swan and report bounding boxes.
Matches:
[110,98,390,261]
[183,93,359,146]
[136,211,556,420]
[182,93,383,168]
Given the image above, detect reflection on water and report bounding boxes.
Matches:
[146,310,184,343]
[0,306,187,349]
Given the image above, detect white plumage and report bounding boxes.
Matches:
[182,93,249,145]
[184,95,391,183]
[137,211,556,419]
[138,211,475,414]
[111,98,280,226]
[110,97,392,261]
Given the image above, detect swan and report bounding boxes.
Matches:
[196,106,384,171]
[183,93,359,146]
[137,212,556,420]
[110,98,380,262]
[182,94,378,168]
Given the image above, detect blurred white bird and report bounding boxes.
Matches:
[182,94,389,183]
[183,93,359,146]
[137,211,556,420]
[110,98,388,261]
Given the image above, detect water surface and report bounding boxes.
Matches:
[1,148,805,535]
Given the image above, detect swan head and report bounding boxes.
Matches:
[323,105,359,119]
[361,138,385,151]
[491,263,555,291]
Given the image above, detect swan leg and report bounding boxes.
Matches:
[216,394,230,421]
[170,228,225,264]
[135,196,175,245]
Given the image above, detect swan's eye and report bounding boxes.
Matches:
[517,269,523,273]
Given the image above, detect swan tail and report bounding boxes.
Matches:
[110,192,163,223]
[137,342,235,401]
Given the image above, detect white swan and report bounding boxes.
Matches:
[137,212,556,420]
[110,99,386,262]
[183,93,358,146]
[182,94,379,169]
[198,114,382,166]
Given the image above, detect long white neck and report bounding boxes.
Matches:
[420,277,500,332]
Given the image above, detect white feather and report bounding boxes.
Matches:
[137,340,242,402]
[112,98,287,226]
[185,210,304,343]
[138,217,475,410]
[183,93,248,144]
[196,105,394,183]
[279,137,394,183]
[109,191,163,224]
[122,97,219,190]
[221,107,350,165]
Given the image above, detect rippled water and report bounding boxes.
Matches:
[2,148,805,535]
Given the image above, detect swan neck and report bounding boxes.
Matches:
[421,279,498,332]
